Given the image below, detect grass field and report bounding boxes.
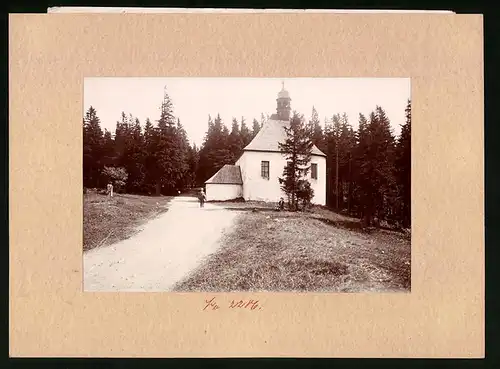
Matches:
[83,191,173,251]
[173,203,411,293]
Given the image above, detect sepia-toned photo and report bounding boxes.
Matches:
[83,77,411,293]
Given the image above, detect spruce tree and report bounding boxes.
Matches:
[228,118,243,162]
[115,115,143,193]
[251,118,261,139]
[196,115,215,185]
[143,117,157,194]
[176,118,191,190]
[338,113,356,212]
[278,112,314,211]
[239,117,252,147]
[395,99,411,228]
[114,112,129,166]
[197,114,232,184]
[187,143,199,188]
[213,114,232,168]
[324,114,341,209]
[352,113,370,216]
[260,113,267,129]
[308,106,325,153]
[374,105,397,221]
[83,106,104,188]
[153,87,182,195]
[101,129,115,168]
[356,106,397,225]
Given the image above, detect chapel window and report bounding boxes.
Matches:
[311,163,318,179]
[261,161,270,179]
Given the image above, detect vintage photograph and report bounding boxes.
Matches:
[83,77,411,293]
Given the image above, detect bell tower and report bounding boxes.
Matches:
[276,81,291,121]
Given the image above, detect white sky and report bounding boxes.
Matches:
[84,77,410,147]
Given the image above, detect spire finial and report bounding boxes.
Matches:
[281,80,285,90]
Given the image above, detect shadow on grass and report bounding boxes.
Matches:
[315,216,408,237]
[215,202,409,238]
[224,207,277,213]
[200,207,236,212]
[314,217,368,233]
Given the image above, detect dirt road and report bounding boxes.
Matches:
[83,196,239,291]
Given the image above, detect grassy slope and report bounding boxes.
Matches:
[173,204,411,293]
[83,192,173,251]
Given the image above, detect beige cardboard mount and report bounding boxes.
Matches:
[9,12,483,358]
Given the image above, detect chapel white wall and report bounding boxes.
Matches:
[236,151,326,206]
[309,155,327,206]
[205,183,243,201]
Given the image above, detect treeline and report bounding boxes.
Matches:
[83,90,197,195]
[83,87,268,195]
[306,103,411,228]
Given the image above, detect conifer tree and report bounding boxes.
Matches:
[176,118,191,190]
[114,112,129,165]
[123,117,146,193]
[355,106,397,225]
[239,117,252,147]
[152,87,182,195]
[196,115,215,185]
[142,117,157,194]
[101,129,115,168]
[251,118,261,139]
[144,117,154,143]
[373,105,397,221]
[351,113,370,215]
[395,99,411,228]
[197,114,232,184]
[228,117,243,162]
[278,112,314,211]
[260,113,267,128]
[221,122,230,143]
[186,143,199,188]
[83,106,104,188]
[338,113,356,211]
[213,114,232,168]
[308,106,324,152]
[324,114,341,208]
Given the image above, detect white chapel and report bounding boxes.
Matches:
[205,83,327,205]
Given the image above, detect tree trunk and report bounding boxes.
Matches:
[335,145,339,210]
[348,154,352,214]
[155,181,161,196]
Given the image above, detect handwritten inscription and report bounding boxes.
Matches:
[229,298,261,310]
[203,297,263,311]
[203,297,220,311]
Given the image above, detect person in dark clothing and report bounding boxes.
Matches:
[274,197,285,211]
[198,189,206,208]
[278,197,285,211]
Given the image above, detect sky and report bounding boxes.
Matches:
[84,77,411,147]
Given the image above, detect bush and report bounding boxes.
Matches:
[296,180,314,211]
[101,166,128,193]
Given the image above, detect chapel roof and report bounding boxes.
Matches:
[243,118,327,157]
[205,164,243,185]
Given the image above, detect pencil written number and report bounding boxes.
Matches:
[203,297,263,311]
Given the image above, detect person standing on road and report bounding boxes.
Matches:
[107,182,113,197]
[198,188,206,208]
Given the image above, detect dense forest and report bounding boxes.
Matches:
[83,87,411,228]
